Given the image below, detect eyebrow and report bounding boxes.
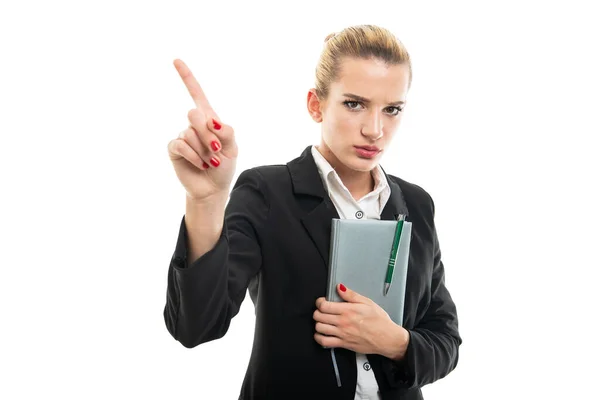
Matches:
[342,93,405,106]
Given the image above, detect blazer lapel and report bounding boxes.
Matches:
[380,167,410,222]
[301,200,339,267]
[287,146,339,267]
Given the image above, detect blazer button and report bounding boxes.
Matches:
[355,211,364,219]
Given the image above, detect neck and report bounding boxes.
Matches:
[316,144,375,201]
[338,168,375,201]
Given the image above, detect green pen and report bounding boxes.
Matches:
[384,214,405,296]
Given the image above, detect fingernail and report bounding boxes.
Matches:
[339,283,347,292]
[210,157,220,167]
[212,119,221,130]
[211,140,220,152]
[202,162,209,169]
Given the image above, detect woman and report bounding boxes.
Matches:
[164,25,461,400]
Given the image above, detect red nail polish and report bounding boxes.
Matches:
[339,283,347,292]
[211,140,220,152]
[210,157,220,167]
[202,162,209,169]
[212,119,221,130]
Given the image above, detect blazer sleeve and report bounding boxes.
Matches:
[382,196,462,390]
[163,168,268,348]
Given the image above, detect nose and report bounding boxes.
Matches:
[361,111,383,141]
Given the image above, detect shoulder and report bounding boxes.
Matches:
[386,173,437,217]
[229,164,293,217]
[232,164,293,203]
[236,164,290,186]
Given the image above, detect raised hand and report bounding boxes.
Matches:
[167,59,238,201]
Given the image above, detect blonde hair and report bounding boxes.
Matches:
[315,25,412,101]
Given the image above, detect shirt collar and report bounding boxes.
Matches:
[310,145,390,202]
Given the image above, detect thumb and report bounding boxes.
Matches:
[337,283,368,304]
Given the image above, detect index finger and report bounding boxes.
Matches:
[316,298,344,315]
[173,59,213,111]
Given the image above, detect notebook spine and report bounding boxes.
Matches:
[326,219,339,302]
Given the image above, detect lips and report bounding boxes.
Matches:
[354,146,381,159]
[355,145,380,152]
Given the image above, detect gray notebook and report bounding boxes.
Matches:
[326,218,412,325]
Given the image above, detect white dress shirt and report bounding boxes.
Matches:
[311,145,391,400]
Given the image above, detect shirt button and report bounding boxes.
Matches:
[355,211,364,219]
[363,362,371,371]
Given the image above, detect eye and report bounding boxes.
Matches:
[385,106,404,116]
[343,100,363,110]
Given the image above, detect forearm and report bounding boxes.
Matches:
[165,229,232,348]
[185,191,228,263]
[400,327,460,385]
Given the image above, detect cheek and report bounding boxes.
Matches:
[326,114,356,141]
[338,116,356,132]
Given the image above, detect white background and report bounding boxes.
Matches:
[1,0,598,399]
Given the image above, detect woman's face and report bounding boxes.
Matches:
[308,57,410,173]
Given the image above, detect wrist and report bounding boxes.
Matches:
[186,190,229,206]
[184,191,229,262]
[381,324,410,361]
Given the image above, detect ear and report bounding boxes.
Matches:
[306,89,323,123]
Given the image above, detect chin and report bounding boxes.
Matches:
[345,155,379,172]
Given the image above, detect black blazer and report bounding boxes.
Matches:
[164,146,461,400]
